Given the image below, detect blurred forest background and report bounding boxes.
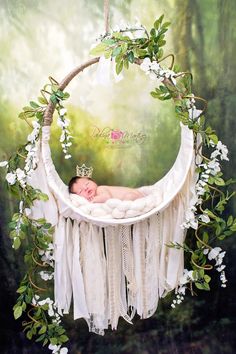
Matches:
[0,0,235,353]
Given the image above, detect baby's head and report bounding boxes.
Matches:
[68,176,98,201]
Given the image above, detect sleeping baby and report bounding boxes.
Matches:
[68,176,144,203]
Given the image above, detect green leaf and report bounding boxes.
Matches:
[227,215,233,226]
[13,237,21,250]
[23,106,34,112]
[90,42,107,56]
[158,39,166,47]
[209,134,218,144]
[127,51,134,63]
[195,282,210,291]
[50,94,58,105]
[43,338,49,346]
[199,269,205,278]
[18,112,26,119]
[36,334,46,342]
[112,46,122,57]
[26,330,33,340]
[203,232,209,243]
[204,274,211,283]
[230,223,236,231]
[205,209,217,219]
[154,14,164,29]
[59,335,69,343]
[30,101,40,108]
[104,48,112,59]
[50,337,58,345]
[38,193,49,201]
[150,28,156,37]
[38,325,47,335]
[162,21,171,28]
[17,286,27,294]
[43,223,52,229]
[150,91,159,98]
[102,39,116,45]
[157,47,163,59]
[135,48,147,57]
[214,177,225,186]
[116,60,123,75]
[154,19,160,30]
[63,92,70,100]
[38,96,48,105]
[123,58,129,69]
[121,42,128,53]
[14,306,23,319]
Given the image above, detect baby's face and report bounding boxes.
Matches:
[72,177,97,201]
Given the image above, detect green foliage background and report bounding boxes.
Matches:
[0,0,235,353]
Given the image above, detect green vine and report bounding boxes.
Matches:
[0,14,235,352]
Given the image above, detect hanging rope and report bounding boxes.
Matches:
[104,0,110,33]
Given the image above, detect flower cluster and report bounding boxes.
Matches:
[32,296,58,319]
[186,96,203,121]
[6,168,27,188]
[39,270,54,281]
[140,57,177,85]
[57,108,72,159]
[203,247,227,287]
[48,344,68,354]
[24,120,41,177]
[38,242,54,267]
[181,137,229,231]
[1,120,41,191]
[181,205,198,230]
[210,140,229,161]
[171,269,194,308]
[31,296,68,354]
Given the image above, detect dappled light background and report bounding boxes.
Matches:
[0,0,236,353]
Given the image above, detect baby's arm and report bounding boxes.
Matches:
[92,187,112,203]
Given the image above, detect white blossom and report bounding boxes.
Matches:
[188,107,202,120]
[198,214,210,223]
[210,140,229,161]
[207,159,221,175]
[0,161,8,167]
[216,265,226,272]
[24,208,31,216]
[16,168,25,181]
[32,294,40,305]
[48,344,61,354]
[6,172,16,185]
[60,348,68,354]
[19,201,24,214]
[16,168,27,188]
[32,120,41,129]
[140,57,153,72]
[208,247,222,260]
[38,297,53,306]
[181,206,198,229]
[179,269,194,285]
[39,271,54,281]
[60,132,65,142]
[59,108,67,116]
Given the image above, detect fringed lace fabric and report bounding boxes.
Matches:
[27,121,199,333]
[51,164,194,333]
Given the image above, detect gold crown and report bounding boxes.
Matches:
[76,164,93,178]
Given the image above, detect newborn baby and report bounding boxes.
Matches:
[69,176,144,203]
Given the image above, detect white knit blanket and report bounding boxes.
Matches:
[69,190,163,219]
